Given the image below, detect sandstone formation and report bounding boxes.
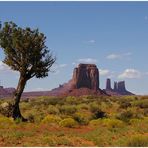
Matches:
[71,64,99,90]
[106,78,112,90]
[104,78,134,95]
[46,64,107,96]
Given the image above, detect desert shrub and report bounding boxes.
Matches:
[77,103,89,110]
[59,118,78,128]
[126,135,148,146]
[116,110,133,122]
[47,105,59,114]
[89,119,102,126]
[89,102,100,113]
[89,102,106,119]
[27,114,35,123]
[102,118,125,129]
[129,118,143,125]
[41,115,61,125]
[132,99,148,109]
[0,102,13,117]
[0,115,14,128]
[119,101,131,109]
[144,108,148,116]
[140,96,148,100]
[73,112,89,125]
[92,109,106,119]
[59,105,77,115]
[15,118,23,124]
[65,96,78,105]
[40,97,62,106]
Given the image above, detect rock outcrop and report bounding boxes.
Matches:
[104,78,134,95]
[106,78,112,90]
[71,64,99,90]
[46,64,107,96]
[0,86,16,98]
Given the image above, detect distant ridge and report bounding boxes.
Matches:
[104,78,134,96]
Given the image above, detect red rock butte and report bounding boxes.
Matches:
[46,63,107,97]
[71,64,99,90]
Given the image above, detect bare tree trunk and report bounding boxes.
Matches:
[13,75,27,121]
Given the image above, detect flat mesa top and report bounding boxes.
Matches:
[78,63,97,68]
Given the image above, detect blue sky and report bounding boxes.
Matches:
[0,1,148,95]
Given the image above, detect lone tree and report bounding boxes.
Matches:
[0,22,56,120]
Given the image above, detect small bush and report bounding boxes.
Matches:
[89,119,102,126]
[47,105,59,114]
[0,102,13,117]
[89,102,100,113]
[129,118,142,125]
[59,105,77,115]
[132,99,148,109]
[119,101,131,109]
[77,103,89,110]
[0,115,14,127]
[59,118,78,128]
[116,110,133,122]
[65,96,77,105]
[41,115,61,124]
[127,135,148,146]
[27,114,35,123]
[102,118,125,128]
[92,109,106,119]
[73,112,89,125]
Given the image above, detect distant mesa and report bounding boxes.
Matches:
[23,64,135,97]
[0,86,15,98]
[104,78,134,96]
[47,63,107,96]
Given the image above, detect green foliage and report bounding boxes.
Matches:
[47,105,59,114]
[0,21,56,79]
[129,118,142,125]
[65,96,78,105]
[89,119,102,126]
[41,115,61,124]
[59,105,77,115]
[0,95,148,146]
[127,135,148,146]
[102,119,125,129]
[116,110,134,122]
[132,99,148,108]
[89,102,100,113]
[0,115,14,128]
[73,112,89,125]
[59,118,78,128]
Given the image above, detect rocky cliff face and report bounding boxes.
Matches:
[106,78,112,90]
[44,63,107,97]
[105,78,134,95]
[72,64,99,91]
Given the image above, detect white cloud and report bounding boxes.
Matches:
[27,87,48,92]
[77,58,97,64]
[0,61,11,72]
[106,52,132,60]
[83,39,96,44]
[106,54,121,60]
[58,64,67,68]
[99,69,110,76]
[144,16,148,20]
[51,63,68,74]
[118,69,141,79]
[88,40,95,43]
[72,62,76,65]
